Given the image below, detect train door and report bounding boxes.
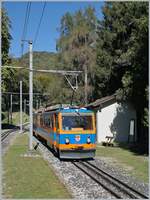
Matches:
[53,113,60,151]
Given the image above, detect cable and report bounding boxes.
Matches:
[21,3,29,40]
[33,2,47,49]
[21,2,31,56]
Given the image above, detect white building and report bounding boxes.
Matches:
[87,95,137,144]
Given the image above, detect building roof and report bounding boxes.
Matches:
[86,95,116,109]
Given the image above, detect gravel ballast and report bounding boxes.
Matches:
[33,137,149,199]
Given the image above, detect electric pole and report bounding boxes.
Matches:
[36,99,38,110]
[29,41,33,150]
[84,65,88,105]
[24,99,26,113]
[20,80,23,133]
[10,94,12,124]
[0,39,2,200]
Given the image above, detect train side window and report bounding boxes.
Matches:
[38,114,40,126]
[44,115,49,128]
[40,115,43,126]
[50,115,53,129]
[44,116,46,127]
[52,115,54,129]
[55,114,59,130]
[47,116,50,127]
[43,115,46,127]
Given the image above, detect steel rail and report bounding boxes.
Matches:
[1,123,29,141]
[86,161,148,199]
[72,161,122,199]
[72,161,148,199]
[1,128,18,141]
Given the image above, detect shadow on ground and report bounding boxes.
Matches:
[116,142,149,156]
[2,123,19,130]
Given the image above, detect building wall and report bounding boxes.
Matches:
[96,102,137,143]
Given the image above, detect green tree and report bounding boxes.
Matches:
[1,8,17,116]
[95,2,148,147]
[57,7,98,104]
[1,8,16,91]
[1,8,12,65]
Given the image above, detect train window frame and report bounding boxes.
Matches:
[37,114,40,126]
[40,114,43,126]
[61,113,94,131]
[55,114,59,131]
[43,114,50,128]
[49,114,54,129]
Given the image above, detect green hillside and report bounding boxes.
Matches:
[12,51,59,69]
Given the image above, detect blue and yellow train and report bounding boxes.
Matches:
[33,104,96,159]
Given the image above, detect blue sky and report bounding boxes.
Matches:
[3,1,104,58]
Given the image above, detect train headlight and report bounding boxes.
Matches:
[87,136,91,144]
[65,138,70,144]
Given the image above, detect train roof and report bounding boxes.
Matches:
[60,107,93,113]
[35,104,93,114]
[46,105,93,113]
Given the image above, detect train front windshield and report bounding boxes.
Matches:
[62,114,93,131]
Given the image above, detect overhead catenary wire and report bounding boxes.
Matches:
[19,2,31,133]
[21,2,31,56]
[33,2,47,49]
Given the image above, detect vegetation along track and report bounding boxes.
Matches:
[72,161,148,199]
[1,123,29,141]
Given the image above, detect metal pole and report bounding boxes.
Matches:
[10,94,12,124]
[7,95,9,124]
[0,16,2,198]
[36,99,38,110]
[20,80,23,133]
[24,99,26,113]
[84,65,88,105]
[29,41,33,150]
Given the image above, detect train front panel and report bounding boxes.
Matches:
[56,108,96,159]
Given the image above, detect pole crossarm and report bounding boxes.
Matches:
[31,69,82,75]
[1,66,82,75]
[1,66,26,69]
[2,92,42,95]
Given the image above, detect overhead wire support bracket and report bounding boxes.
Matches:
[65,74,78,91]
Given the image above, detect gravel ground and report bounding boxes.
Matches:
[90,157,149,197]
[34,137,116,199]
[1,130,19,155]
[33,136,149,199]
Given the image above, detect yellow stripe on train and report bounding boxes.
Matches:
[55,143,96,150]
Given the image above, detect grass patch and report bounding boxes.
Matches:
[3,134,71,199]
[96,145,148,183]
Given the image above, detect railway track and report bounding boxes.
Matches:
[1,122,29,141]
[72,161,148,199]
